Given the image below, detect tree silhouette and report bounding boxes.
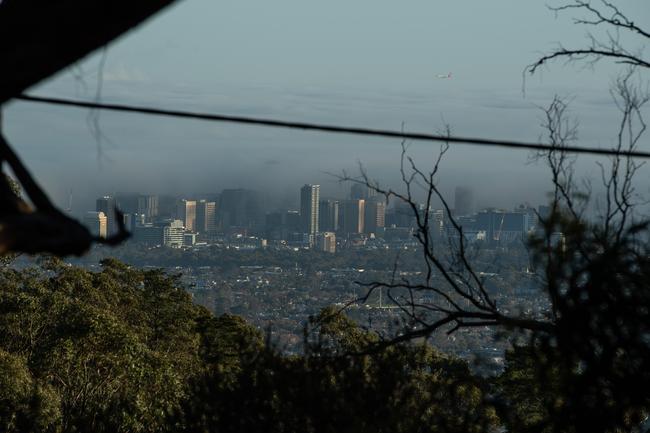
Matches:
[526,1,650,74]
[0,0,178,256]
[337,62,650,433]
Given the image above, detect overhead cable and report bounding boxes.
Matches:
[15,94,650,159]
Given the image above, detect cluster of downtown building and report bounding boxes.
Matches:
[84,185,555,253]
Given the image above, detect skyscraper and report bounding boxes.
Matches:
[364,198,385,234]
[285,210,301,232]
[137,195,159,221]
[317,232,336,253]
[96,196,116,235]
[163,220,185,248]
[454,186,474,217]
[133,224,163,245]
[319,199,339,232]
[350,183,376,200]
[218,189,263,230]
[157,195,176,219]
[115,193,139,214]
[342,199,365,234]
[538,205,551,221]
[300,184,320,235]
[121,213,137,233]
[476,209,528,244]
[388,201,415,228]
[176,199,197,232]
[195,200,216,233]
[83,211,107,238]
[432,209,444,237]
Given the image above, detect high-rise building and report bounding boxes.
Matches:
[317,232,336,253]
[83,211,107,238]
[195,200,216,233]
[133,224,163,245]
[176,199,197,232]
[115,193,139,214]
[319,199,339,232]
[96,196,116,235]
[342,199,365,234]
[137,195,159,221]
[122,213,136,232]
[350,184,376,200]
[476,209,529,244]
[163,219,185,248]
[515,204,538,233]
[265,212,283,230]
[300,184,320,235]
[285,210,301,232]
[157,195,177,219]
[364,198,385,234]
[264,211,283,240]
[454,186,474,217]
[218,189,263,230]
[432,209,445,236]
[386,201,414,228]
[538,205,551,221]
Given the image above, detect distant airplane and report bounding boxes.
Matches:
[436,72,452,79]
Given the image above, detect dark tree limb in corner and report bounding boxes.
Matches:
[0,0,177,255]
[0,131,130,256]
[0,0,178,104]
[0,0,177,250]
[526,1,650,75]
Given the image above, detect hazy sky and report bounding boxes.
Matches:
[3,0,649,214]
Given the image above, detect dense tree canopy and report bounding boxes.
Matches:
[0,259,501,433]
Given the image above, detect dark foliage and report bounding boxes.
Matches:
[0,260,498,433]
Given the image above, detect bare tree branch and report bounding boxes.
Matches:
[526,1,650,75]
[0,133,130,255]
[335,125,555,348]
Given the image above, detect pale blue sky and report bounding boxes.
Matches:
[4,0,649,213]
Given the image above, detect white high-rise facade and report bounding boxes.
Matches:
[163,220,185,248]
[176,199,197,232]
[300,184,320,236]
[83,211,108,238]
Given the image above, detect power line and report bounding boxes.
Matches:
[15,94,650,159]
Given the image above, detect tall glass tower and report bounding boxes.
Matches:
[300,184,320,235]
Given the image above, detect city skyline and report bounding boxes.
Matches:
[71,176,550,222]
[82,182,550,252]
[6,1,647,220]
[2,2,648,431]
